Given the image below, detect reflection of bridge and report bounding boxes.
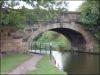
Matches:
[21,12,99,53]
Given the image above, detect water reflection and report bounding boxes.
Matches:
[62,52,100,74]
[29,50,99,74]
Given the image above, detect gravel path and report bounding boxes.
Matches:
[8,54,42,74]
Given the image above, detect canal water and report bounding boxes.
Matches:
[62,52,100,74]
[29,50,100,74]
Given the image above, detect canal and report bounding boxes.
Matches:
[61,52,100,74]
[29,50,100,74]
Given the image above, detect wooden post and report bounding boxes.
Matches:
[31,43,32,50]
[47,43,49,54]
[31,43,33,51]
[92,46,94,53]
[35,42,36,53]
[45,43,47,54]
[40,42,41,54]
[33,42,35,52]
[49,43,52,59]
[32,42,33,51]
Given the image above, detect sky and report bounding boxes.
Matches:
[67,1,83,11]
[13,1,84,11]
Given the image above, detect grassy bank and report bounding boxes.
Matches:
[27,55,67,74]
[0,53,32,74]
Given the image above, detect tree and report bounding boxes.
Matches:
[0,0,68,29]
[0,7,27,29]
[78,0,100,41]
[0,0,27,29]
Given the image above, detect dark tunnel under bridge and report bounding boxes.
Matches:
[50,28,87,50]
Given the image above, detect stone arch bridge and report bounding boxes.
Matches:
[23,12,94,51]
[0,12,94,51]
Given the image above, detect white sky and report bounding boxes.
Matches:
[13,1,33,9]
[13,1,83,11]
[67,1,83,11]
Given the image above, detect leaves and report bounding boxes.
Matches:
[33,31,71,51]
[78,0,100,40]
[0,0,68,29]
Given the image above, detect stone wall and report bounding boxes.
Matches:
[0,12,96,52]
[0,27,25,53]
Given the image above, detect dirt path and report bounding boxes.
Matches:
[8,54,42,74]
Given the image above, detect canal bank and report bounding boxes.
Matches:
[29,50,100,74]
[52,51,100,74]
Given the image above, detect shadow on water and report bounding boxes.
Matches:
[62,52,100,74]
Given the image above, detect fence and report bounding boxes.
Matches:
[30,42,100,55]
[30,42,52,58]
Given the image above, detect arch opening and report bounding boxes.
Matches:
[50,28,87,50]
[32,30,71,51]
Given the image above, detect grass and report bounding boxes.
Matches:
[0,53,32,74]
[28,55,67,74]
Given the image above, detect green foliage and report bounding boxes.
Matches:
[0,7,26,29]
[51,36,71,51]
[78,0,100,41]
[0,0,67,30]
[79,1,99,25]
[33,31,71,51]
[0,8,59,30]
[32,8,58,21]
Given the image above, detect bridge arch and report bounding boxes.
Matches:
[50,28,86,50]
[27,22,94,50]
